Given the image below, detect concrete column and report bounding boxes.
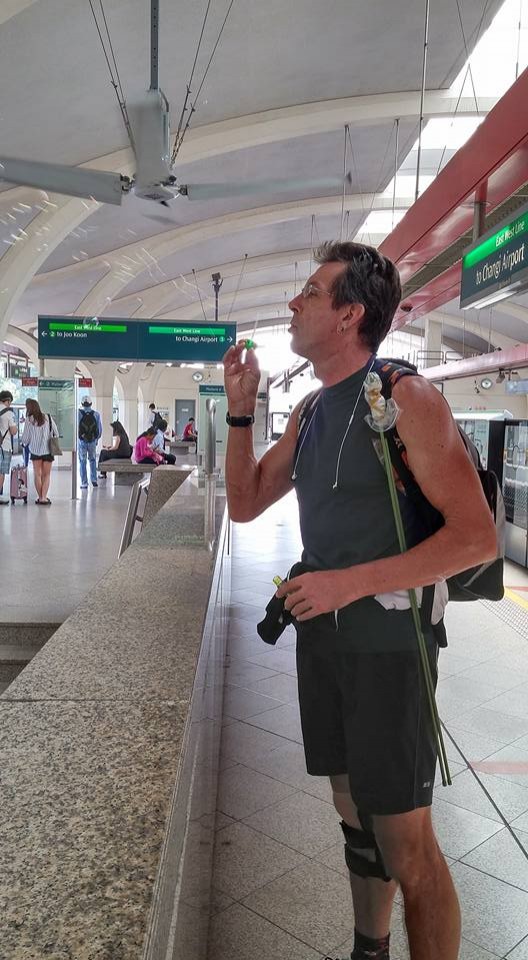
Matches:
[423,318,443,367]
[84,362,118,445]
[114,363,147,440]
[42,359,76,379]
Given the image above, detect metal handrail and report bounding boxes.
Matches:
[118,476,151,558]
[204,398,217,547]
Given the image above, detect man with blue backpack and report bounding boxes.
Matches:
[78,397,102,489]
[223,241,499,960]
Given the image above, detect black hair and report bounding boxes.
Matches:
[314,241,401,352]
[111,420,128,438]
[0,390,13,403]
[149,403,156,410]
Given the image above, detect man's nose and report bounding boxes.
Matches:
[289,293,301,312]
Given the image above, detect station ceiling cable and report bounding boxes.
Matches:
[172,0,237,163]
[340,125,349,241]
[515,0,524,80]
[172,0,214,164]
[192,267,208,323]
[454,0,481,113]
[351,120,396,244]
[87,0,135,149]
[435,0,490,177]
[226,253,248,322]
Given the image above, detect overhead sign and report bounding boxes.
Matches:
[21,377,38,387]
[38,317,139,361]
[38,316,236,364]
[78,377,93,388]
[460,204,528,309]
[138,324,236,363]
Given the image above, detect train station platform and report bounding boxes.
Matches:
[210,494,528,960]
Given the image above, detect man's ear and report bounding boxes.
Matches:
[338,303,365,332]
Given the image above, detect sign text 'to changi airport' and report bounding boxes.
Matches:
[38,316,237,364]
[460,203,528,310]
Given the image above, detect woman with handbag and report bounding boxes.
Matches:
[21,399,60,505]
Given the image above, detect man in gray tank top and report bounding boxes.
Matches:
[223,241,497,960]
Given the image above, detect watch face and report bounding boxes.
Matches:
[480,378,493,390]
[192,371,204,382]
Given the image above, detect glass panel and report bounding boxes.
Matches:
[503,422,528,528]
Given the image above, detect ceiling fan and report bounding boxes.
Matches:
[0,0,345,210]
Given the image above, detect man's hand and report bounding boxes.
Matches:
[276,570,358,621]
[223,341,260,415]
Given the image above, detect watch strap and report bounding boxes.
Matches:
[226,412,255,427]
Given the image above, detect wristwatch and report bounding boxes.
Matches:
[226,412,255,427]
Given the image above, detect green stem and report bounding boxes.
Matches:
[378,429,451,787]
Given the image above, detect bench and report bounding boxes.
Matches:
[98,460,158,485]
[169,440,196,454]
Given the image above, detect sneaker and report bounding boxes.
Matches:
[0,495,9,504]
[92,482,98,487]
[80,484,88,490]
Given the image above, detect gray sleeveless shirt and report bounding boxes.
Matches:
[293,360,422,571]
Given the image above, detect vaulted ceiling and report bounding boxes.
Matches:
[3,0,520,365]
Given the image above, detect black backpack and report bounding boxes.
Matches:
[78,410,98,442]
[296,358,505,603]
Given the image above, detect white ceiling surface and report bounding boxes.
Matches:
[0,0,507,360]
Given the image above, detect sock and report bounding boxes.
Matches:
[351,928,390,959]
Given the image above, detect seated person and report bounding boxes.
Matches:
[98,420,132,474]
[133,427,164,465]
[151,418,176,465]
[182,416,198,449]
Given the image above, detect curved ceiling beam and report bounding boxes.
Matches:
[175,92,497,165]
[426,310,518,350]
[115,249,313,318]
[0,195,101,346]
[5,323,38,362]
[1,87,494,344]
[0,0,39,27]
[157,281,299,322]
[112,236,384,319]
[77,196,409,316]
[1,91,497,211]
[493,301,528,326]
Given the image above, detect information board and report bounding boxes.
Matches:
[38,316,237,364]
[38,317,139,361]
[38,379,75,451]
[460,204,528,309]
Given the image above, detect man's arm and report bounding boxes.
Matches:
[224,341,300,521]
[226,402,301,521]
[278,376,497,620]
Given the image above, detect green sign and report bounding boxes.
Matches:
[39,316,138,361]
[138,323,236,362]
[460,203,528,309]
[199,385,226,395]
[38,316,237,364]
[38,378,75,451]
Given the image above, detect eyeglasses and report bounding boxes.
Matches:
[300,282,332,299]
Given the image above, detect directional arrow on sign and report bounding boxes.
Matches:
[41,331,47,337]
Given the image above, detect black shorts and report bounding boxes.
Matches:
[295,597,439,816]
[30,453,54,462]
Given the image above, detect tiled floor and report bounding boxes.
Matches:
[0,468,131,621]
[209,493,528,960]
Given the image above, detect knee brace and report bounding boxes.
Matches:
[340,815,392,882]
